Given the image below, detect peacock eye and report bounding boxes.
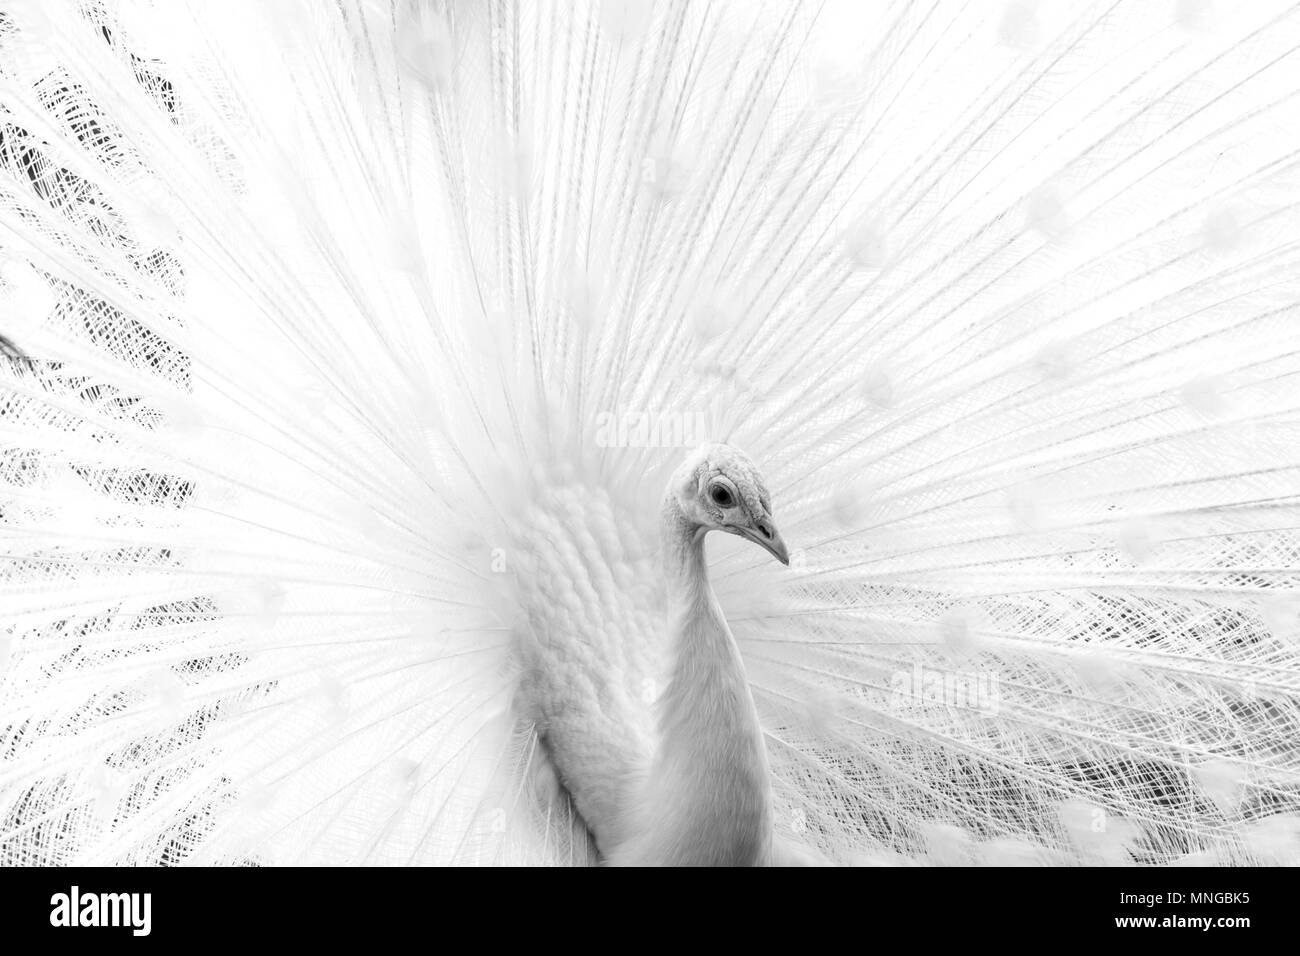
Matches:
[709,485,733,508]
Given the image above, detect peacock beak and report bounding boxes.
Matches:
[743,517,790,566]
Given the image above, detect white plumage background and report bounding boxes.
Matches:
[2,0,1300,866]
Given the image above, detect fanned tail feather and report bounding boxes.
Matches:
[1,0,1299,864]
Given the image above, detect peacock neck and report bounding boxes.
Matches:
[639,499,773,865]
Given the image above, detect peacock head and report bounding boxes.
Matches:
[670,443,790,565]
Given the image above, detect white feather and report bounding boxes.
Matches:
[1,0,1299,865]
